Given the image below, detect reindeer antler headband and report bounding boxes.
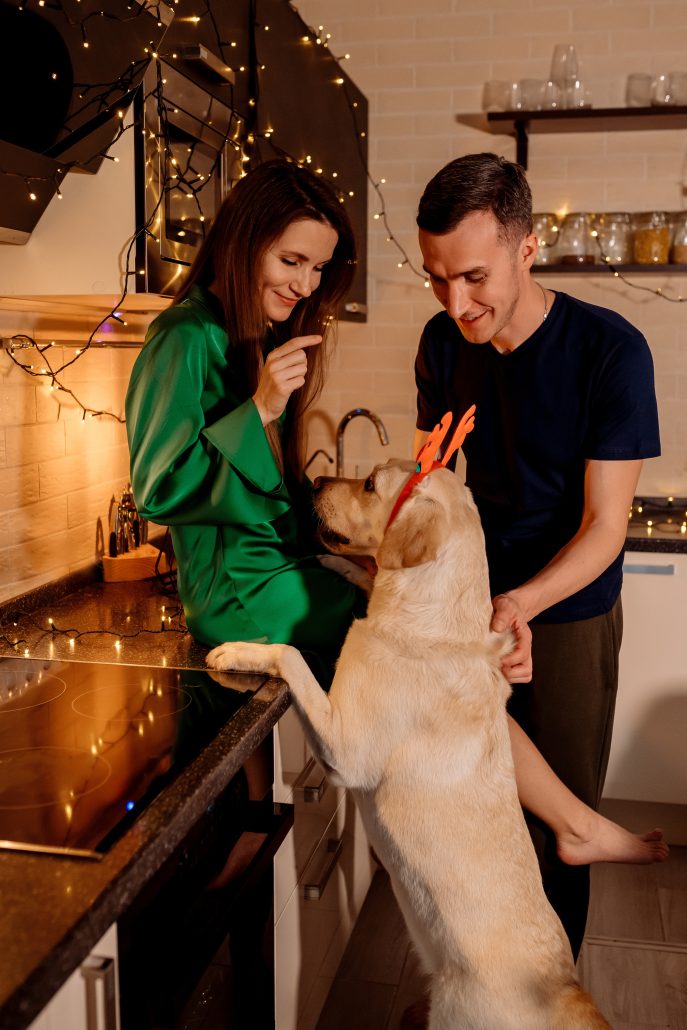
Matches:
[385,405,476,531]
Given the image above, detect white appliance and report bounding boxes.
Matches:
[604,551,687,805]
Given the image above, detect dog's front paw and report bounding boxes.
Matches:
[206,641,276,674]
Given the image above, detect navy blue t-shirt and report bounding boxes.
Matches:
[415,291,660,623]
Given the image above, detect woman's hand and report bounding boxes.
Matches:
[252,335,322,425]
[491,592,533,683]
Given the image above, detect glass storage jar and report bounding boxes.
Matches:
[633,211,670,264]
[532,212,560,264]
[593,212,633,264]
[557,212,595,264]
[670,211,687,264]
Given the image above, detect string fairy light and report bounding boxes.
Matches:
[0,600,187,658]
[3,0,433,423]
[588,231,687,303]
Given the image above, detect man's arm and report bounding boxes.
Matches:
[494,457,642,625]
[415,430,641,682]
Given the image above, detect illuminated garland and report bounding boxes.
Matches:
[2,0,426,420]
[0,601,188,658]
[590,231,687,302]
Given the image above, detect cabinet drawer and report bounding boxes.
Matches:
[29,924,119,1030]
[274,838,347,1030]
[274,801,375,1030]
[274,779,344,920]
[274,707,308,804]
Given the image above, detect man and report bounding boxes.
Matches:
[413,153,660,959]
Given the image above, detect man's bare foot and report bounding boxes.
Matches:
[556,810,669,866]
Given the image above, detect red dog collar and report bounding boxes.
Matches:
[384,406,476,532]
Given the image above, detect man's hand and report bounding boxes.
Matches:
[253,335,322,425]
[491,593,533,683]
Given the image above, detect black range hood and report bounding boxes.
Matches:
[0,0,173,244]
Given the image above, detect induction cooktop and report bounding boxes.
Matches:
[0,657,258,859]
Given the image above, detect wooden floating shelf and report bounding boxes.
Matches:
[486,105,687,136]
[455,105,687,167]
[534,263,687,275]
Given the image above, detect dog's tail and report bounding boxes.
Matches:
[552,984,613,1029]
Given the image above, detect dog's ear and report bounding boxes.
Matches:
[377,498,445,569]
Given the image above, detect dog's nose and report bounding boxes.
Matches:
[312,475,336,494]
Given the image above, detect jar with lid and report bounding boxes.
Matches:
[557,212,595,264]
[633,211,670,264]
[670,211,687,264]
[593,213,633,264]
[532,213,560,264]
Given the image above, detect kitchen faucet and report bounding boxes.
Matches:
[336,408,389,478]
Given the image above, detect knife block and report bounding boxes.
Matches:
[101,544,171,582]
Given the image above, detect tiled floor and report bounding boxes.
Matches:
[178,807,687,1029]
[316,847,687,1030]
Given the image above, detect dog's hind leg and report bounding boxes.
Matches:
[207,641,348,778]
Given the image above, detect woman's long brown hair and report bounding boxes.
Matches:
[174,159,356,482]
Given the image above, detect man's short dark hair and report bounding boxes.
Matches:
[417,153,533,245]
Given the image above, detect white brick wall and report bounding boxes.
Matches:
[299,0,687,496]
[1,0,686,599]
[0,346,136,601]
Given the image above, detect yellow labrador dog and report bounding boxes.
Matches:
[207,460,612,1030]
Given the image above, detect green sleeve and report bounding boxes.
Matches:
[125,308,291,526]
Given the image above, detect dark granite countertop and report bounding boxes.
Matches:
[0,574,290,1029]
[625,497,687,554]
[625,525,687,554]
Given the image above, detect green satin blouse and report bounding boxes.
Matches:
[125,286,360,684]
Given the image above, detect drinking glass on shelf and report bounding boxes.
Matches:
[506,81,523,111]
[562,79,589,109]
[549,44,579,88]
[652,74,673,105]
[625,73,653,107]
[482,80,512,112]
[519,79,546,110]
[542,80,562,109]
[668,71,687,106]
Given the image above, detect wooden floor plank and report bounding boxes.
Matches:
[588,863,664,941]
[579,940,687,1028]
[315,979,397,1030]
[655,845,687,945]
[334,871,409,985]
[384,947,430,1030]
[317,847,686,1029]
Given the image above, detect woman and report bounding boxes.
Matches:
[126,159,363,688]
[126,159,667,873]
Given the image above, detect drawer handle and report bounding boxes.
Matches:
[623,563,675,576]
[293,756,327,803]
[303,837,343,901]
[81,954,117,1030]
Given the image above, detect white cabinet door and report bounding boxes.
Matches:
[273,712,374,1030]
[28,924,119,1030]
[604,552,687,804]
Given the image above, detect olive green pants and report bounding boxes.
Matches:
[507,598,623,960]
